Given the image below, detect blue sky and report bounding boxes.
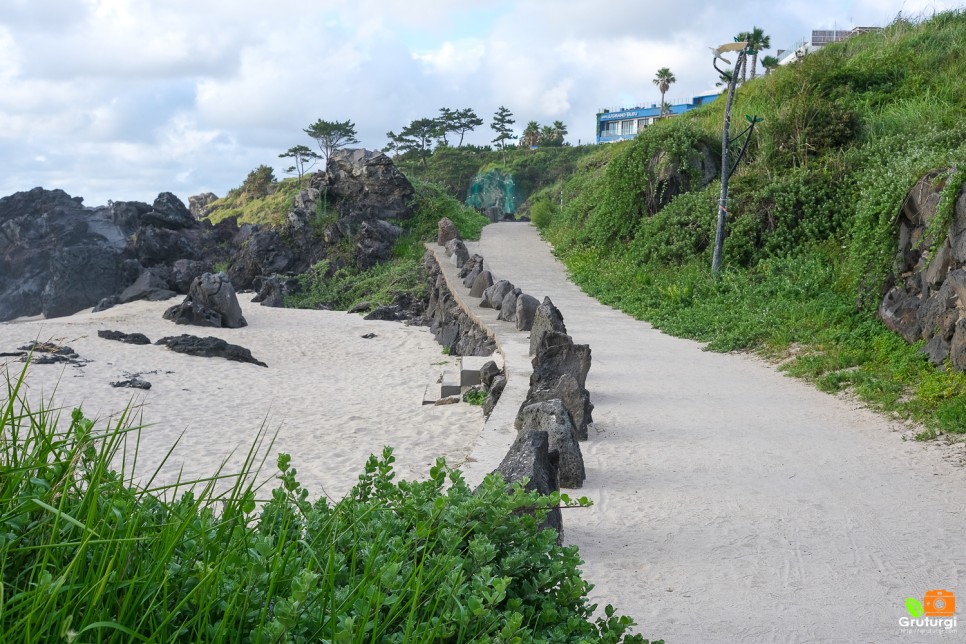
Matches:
[1,0,962,207]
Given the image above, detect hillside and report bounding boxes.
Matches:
[529,11,966,436]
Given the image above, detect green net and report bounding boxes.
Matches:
[464,169,517,219]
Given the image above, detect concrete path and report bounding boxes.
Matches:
[475,222,965,643]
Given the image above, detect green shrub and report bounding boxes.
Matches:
[529,197,556,229]
[0,368,658,642]
[462,388,488,406]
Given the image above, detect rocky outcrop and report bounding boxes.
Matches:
[227,150,415,289]
[1,151,416,321]
[316,149,414,231]
[0,188,234,322]
[879,172,966,370]
[188,192,218,219]
[251,275,284,307]
[155,334,267,367]
[118,270,177,304]
[163,272,247,328]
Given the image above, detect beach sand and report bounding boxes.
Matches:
[0,296,484,499]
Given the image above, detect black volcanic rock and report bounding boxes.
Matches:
[0,188,216,321]
[98,330,152,345]
[1,152,417,321]
[155,334,267,367]
[164,272,247,328]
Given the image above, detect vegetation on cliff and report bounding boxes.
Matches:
[285,180,490,311]
[531,11,966,436]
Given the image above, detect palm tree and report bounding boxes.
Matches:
[521,120,540,148]
[747,26,771,79]
[653,67,676,116]
[761,55,780,76]
[551,120,568,145]
[735,31,750,83]
[715,67,734,90]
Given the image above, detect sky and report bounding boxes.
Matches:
[1,0,963,207]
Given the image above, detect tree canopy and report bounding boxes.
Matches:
[491,105,516,166]
[279,145,321,187]
[304,119,360,164]
[746,26,771,79]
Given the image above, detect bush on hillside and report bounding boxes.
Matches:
[536,10,966,432]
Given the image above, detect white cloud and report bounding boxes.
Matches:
[0,0,963,206]
[413,39,487,75]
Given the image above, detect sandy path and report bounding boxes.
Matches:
[477,222,965,643]
[0,297,483,500]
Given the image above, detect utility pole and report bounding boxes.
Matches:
[710,40,750,274]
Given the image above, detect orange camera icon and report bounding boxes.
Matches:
[924,589,956,617]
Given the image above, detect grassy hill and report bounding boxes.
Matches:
[530,11,966,436]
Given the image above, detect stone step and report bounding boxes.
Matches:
[441,371,462,398]
[422,383,438,406]
[460,354,500,387]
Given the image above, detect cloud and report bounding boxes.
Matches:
[0,0,962,206]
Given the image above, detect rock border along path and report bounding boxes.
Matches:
[426,242,529,487]
[470,222,966,643]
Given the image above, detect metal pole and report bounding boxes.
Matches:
[711,50,745,275]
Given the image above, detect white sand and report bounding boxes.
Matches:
[0,296,484,499]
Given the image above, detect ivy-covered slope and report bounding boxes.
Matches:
[532,11,966,436]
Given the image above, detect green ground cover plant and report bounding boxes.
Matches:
[205,174,304,226]
[534,10,966,437]
[0,366,658,642]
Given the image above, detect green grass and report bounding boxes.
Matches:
[0,365,657,642]
[205,177,304,226]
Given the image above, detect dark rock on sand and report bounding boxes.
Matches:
[155,334,267,367]
[97,330,152,345]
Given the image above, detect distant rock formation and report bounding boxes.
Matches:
[0,188,235,322]
[227,149,415,286]
[188,192,218,219]
[0,150,418,322]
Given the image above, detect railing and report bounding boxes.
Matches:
[597,97,693,115]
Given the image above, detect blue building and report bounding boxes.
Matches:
[596,93,719,143]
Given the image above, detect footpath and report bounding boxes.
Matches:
[466,222,966,643]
